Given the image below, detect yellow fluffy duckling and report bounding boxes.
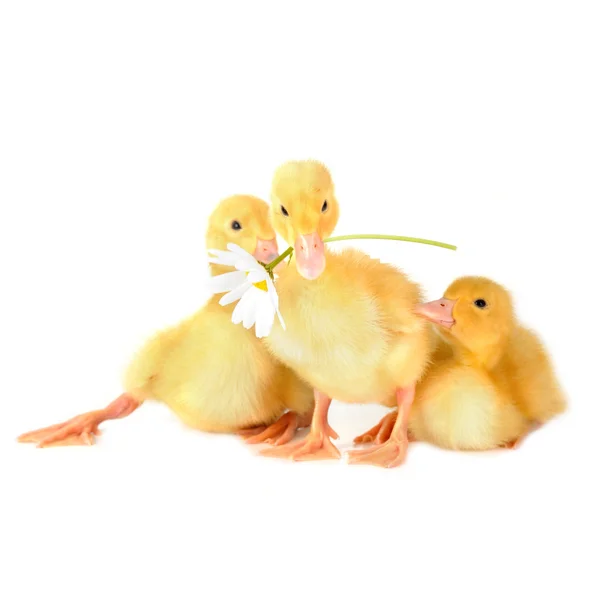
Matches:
[355,276,566,451]
[18,195,314,448]
[261,160,432,468]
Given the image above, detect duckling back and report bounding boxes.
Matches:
[498,326,567,424]
[122,318,191,400]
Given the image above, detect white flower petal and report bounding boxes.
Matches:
[223,243,267,272]
[207,257,235,267]
[207,270,246,294]
[227,243,254,258]
[242,289,260,329]
[219,281,252,306]
[266,276,286,330]
[234,256,261,272]
[247,269,268,284]
[207,242,282,338]
[255,296,276,338]
[207,249,238,266]
[254,319,267,339]
[231,291,251,325]
[265,275,278,307]
[275,306,286,331]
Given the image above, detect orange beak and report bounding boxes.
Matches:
[415,297,456,328]
[294,232,326,280]
[253,238,279,263]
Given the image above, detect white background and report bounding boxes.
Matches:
[1,2,599,599]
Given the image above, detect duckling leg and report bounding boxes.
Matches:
[17,393,141,448]
[260,391,340,461]
[347,385,415,468]
[240,409,313,446]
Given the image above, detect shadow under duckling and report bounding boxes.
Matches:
[18,195,314,447]
[355,276,566,451]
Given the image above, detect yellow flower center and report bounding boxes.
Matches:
[246,272,268,292]
[253,280,268,292]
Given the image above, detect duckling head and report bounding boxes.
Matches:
[206,194,279,263]
[270,160,339,280]
[415,276,516,361]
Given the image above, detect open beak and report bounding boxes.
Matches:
[253,238,279,264]
[294,232,325,280]
[415,297,456,328]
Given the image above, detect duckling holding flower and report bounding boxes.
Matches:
[18,195,314,448]
[211,160,457,467]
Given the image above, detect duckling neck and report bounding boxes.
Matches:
[452,342,506,372]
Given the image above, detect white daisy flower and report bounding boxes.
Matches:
[207,243,286,338]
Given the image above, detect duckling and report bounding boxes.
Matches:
[260,160,432,467]
[18,195,314,448]
[354,276,566,451]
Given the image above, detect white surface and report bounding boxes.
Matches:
[1,2,599,599]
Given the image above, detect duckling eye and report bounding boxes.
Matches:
[474,299,487,309]
[231,220,242,231]
[281,205,289,217]
[321,200,328,212]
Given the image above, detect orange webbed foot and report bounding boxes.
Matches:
[237,425,268,438]
[241,411,306,446]
[260,423,341,461]
[260,390,340,461]
[17,393,139,448]
[347,434,409,468]
[353,411,398,445]
[348,385,415,468]
[18,413,103,448]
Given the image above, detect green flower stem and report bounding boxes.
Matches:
[262,246,294,271]
[264,234,456,273]
[324,234,457,251]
